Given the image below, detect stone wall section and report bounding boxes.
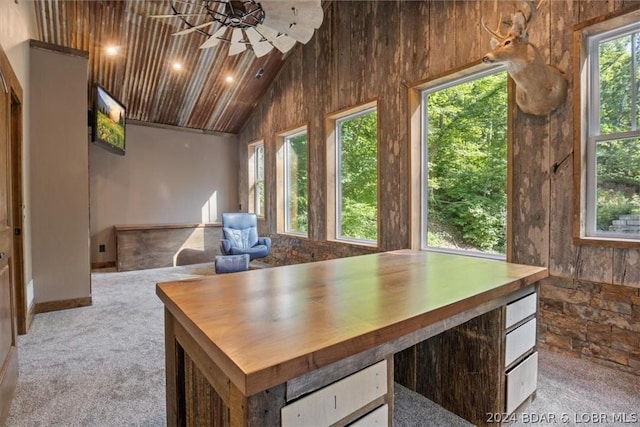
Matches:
[539,276,640,374]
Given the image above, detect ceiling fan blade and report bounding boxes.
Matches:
[244,27,274,58]
[228,28,247,56]
[256,24,297,53]
[255,23,279,41]
[260,2,324,29]
[172,20,213,36]
[271,34,297,54]
[260,0,321,9]
[262,15,316,44]
[199,26,228,49]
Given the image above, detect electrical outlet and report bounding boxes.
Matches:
[99,244,106,253]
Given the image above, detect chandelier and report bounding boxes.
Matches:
[153,0,324,57]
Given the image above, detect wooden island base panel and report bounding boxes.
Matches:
[156,250,548,427]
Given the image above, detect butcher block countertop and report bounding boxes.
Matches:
[156,249,548,396]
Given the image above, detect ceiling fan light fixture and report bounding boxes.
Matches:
[105,45,119,56]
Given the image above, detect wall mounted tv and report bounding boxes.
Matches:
[92,84,126,155]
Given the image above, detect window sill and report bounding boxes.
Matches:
[422,246,506,261]
[573,235,640,249]
[329,237,378,249]
[278,232,309,239]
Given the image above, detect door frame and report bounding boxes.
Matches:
[11,90,28,334]
[0,41,23,425]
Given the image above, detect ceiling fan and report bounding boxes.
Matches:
[151,0,324,58]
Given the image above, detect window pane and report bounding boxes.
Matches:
[636,33,640,128]
[285,133,308,234]
[256,145,264,215]
[599,34,633,134]
[256,180,264,215]
[338,110,378,241]
[425,71,507,256]
[596,137,640,235]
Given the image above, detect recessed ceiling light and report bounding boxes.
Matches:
[105,46,119,56]
[225,75,234,83]
[172,62,183,71]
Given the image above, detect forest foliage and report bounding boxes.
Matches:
[595,32,640,232]
[426,71,508,255]
[338,110,378,241]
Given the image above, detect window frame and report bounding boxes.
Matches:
[277,125,309,237]
[409,63,510,260]
[574,9,640,247]
[247,140,265,218]
[325,100,379,247]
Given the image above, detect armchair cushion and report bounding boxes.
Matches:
[227,244,270,259]
[222,227,257,249]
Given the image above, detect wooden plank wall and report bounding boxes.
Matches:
[238,0,640,284]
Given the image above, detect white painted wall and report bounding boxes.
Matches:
[30,44,90,303]
[89,124,238,265]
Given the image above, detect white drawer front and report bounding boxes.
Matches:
[505,292,537,329]
[349,404,388,427]
[506,351,538,414]
[505,317,537,367]
[281,360,387,427]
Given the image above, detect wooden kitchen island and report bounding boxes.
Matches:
[156,250,548,427]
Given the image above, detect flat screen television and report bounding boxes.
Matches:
[92,84,126,155]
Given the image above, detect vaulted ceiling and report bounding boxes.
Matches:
[32,0,311,134]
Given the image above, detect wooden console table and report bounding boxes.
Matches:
[156,250,548,426]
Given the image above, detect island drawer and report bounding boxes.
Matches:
[506,351,538,414]
[348,404,388,427]
[505,317,537,367]
[281,360,387,427]
[505,292,537,329]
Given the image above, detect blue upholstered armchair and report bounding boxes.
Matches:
[220,213,271,261]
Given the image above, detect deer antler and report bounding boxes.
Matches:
[523,0,537,25]
[518,0,547,39]
[523,0,548,27]
[481,13,506,41]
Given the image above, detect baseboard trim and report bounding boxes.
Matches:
[22,301,35,335]
[91,261,116,270]
[34,296,92,314]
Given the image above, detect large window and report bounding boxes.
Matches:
[248,142,264,216]
[422,68,508,257]
[334,107,378,244]
[580,19,640,242]
[282,129,308,235]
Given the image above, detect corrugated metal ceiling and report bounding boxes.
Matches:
[33,0,294,134]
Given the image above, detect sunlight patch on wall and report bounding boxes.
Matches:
[202,191,218,223]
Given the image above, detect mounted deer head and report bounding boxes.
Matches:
[481,0,567,116]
